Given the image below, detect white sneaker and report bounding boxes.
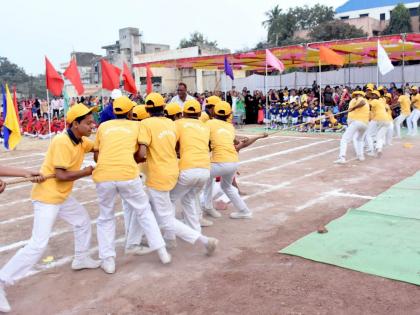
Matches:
[164,238,177,249]
[205,237,219,256]
[204,208,222,218]
[125,245,153,256]
[334,157,346,164]
[71,256,101,270]
[366,151,376,157]
[200,217,213,227]
[0,286,10,313]
[157,248,171,264]
[230,211,253,219]
[100,257,116,274]
[357,155,365,161]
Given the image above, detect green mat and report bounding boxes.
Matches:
[280,172,420,285]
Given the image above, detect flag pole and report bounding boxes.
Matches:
[265,62,269,130]
[376,39,380,88]
[318,60,322,133]
[46,89,52,143]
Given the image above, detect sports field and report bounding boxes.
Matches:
[1,129,420,314]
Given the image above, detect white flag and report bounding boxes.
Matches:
[377,41,394,75]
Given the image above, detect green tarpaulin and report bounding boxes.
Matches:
[280,172,420,285]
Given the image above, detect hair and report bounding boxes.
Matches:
[214,114,227,121]
[70,112,91,127]
[379,89,385,96]
[397,88,403,94]
[183,112,200,119]
[115,113,128,119]
[178,82,187,90]
[146,106,164,116]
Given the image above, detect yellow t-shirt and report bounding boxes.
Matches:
[93,119,140,183]
[399,95,411,115]
[411,94,420,110]
[199,111,210,123]
[206,119,238,163]
[31,133,93,204]
[175,118,210,171]
[385,103,393,122]
[138,117,179,191]
[370,99,388,122]
[348,97,370,124]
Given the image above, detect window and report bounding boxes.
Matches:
[340,16,349,20]
[409,7,418,17]
[359,13,369,18]
[155,47,161,52]
[380,13,386,21]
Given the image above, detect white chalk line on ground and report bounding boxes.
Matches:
[241,138,305,153]
[0,153,45,162]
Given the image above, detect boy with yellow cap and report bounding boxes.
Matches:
[164,103,182,121]
[202,101,252,219]
[93,96,170,274]
[384,93,394,146]
[200,95,221,122]
[0,104,100,313]
[335,91,369,164]
[138,93,218,255]
[407,86,420,136]
[169,99,213,232]
[365,90,390,157]
[394,88,411,138]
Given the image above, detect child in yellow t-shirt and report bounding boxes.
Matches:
[0,104,100,313]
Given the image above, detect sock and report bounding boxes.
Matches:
[198,235,209,246]
[157,247,168,256]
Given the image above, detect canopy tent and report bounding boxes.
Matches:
[132,34,420,72]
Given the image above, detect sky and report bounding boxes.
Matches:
[0,0,346,75]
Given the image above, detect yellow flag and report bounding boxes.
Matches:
[4,84,22,150]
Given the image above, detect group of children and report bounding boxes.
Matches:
[335,84,419,164]
[0,91,267,313]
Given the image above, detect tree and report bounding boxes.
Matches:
[309,21,367,42]
[382,4,412,35]
[179,31,218,49]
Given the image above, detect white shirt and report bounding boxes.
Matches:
[51,99,60,110]
[170,94,194,109]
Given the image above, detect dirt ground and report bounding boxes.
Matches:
[1,130,420,315]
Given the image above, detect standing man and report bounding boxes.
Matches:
[170,83,194,109]
[407,86,420,136]
[394,88,411,138]
[335,91,369,164]
[139,93,218,255]
[93,96,171,274]
[99,89,121,124]
[51,97,61,118]
[202,101,252,219]
[0,104,101,313]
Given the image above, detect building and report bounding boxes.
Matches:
[335,0,420,35]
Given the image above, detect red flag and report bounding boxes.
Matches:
[146,65,153,94]
[45,57,64,96]
[122,62,137,94]
[12,85,20,125]
[101,59,121,91]
[63,58,85,95]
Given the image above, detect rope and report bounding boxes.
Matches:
[4,174,55,185]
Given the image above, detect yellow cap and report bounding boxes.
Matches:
[214,101,232,116]
[183,99,201,114]
[66,103,96,124]
[385,93,392,99]
[164,103,182,116]
[366,83,374,91]
[206,96,221,107]
[145,92,165,108]
[411,86,418,90]
[377,85,384,91]
[371,90,381,98]
[352,91,365,97]
[113,96,134,114]
[132,105,150,121]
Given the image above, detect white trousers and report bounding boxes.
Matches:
[96,178,164,260]
[365,121,377,153]
[386,122,394,146]
[0,197,92,285]
[203,162,250,213]
[170,168,210,232]
[407,109,420,136]
[394,114,408,138]
[122,200,144,248]
[148,188,201,244]
[339,120,367,158]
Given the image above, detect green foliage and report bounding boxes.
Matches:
[179,31,218,49]
[309,21,367,42]
[382,3,413,35]
[0,57,46,98]
[262,4,334,46]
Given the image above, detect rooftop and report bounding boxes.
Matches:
[336,0,419,13]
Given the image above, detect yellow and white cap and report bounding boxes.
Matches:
[183,99,201,114]
[66,103,96,124]
[214,101,232,116]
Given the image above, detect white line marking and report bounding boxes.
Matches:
[240,139,334,165]
[239,181,272,189]
[241,139,305,153]
[240,147,338,180]
[295,190,339,212]
[0,153,44,162]
[329,189,375,200]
